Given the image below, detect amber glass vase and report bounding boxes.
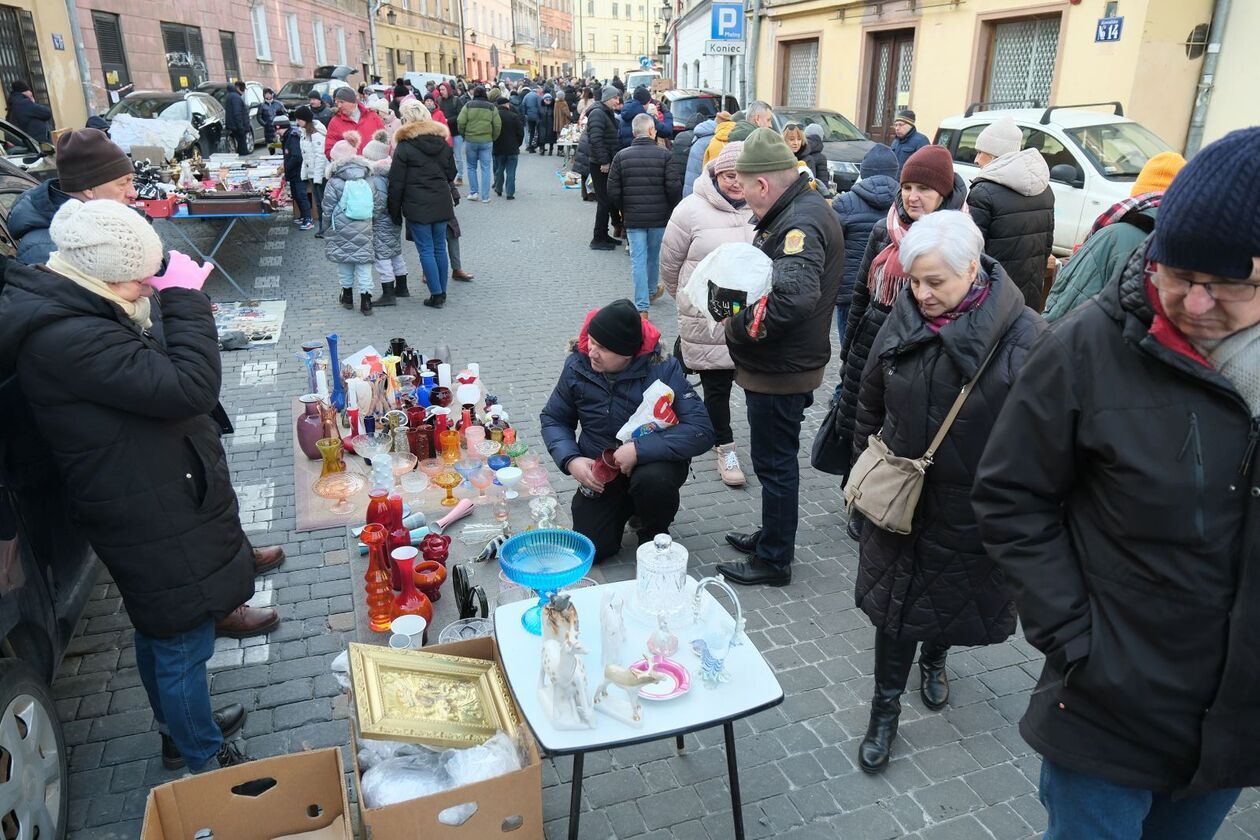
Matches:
[316,437,346,477]
[361,524,393,633]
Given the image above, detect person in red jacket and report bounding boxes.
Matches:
[325,87,385,157]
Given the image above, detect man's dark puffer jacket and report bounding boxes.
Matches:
[586,101,620,168]
[607,136,679,229]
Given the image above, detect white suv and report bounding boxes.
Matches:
[935,103,1173,255]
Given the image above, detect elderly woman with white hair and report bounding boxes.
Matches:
[849,209,1044,774]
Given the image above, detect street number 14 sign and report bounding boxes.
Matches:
[1095,16,1123,42]
[711,3,744,40]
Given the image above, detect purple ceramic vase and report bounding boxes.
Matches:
[297,394,324,460]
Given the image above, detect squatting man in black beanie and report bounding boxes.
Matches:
[540,299,715,561]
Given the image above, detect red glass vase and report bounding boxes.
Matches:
[413,560,447,602]
[365,488,391,530]
[360,523,393,633]
[390,547,433,630]
[386,494,408,589]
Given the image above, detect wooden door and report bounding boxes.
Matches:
[864,29,914,144]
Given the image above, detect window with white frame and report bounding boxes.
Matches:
[250,5,271,61]
[336,25,347,64]
[286,14,302,63]
[313,19,327,64]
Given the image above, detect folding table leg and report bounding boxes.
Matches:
[676,734,686,753]
[725,721,744,840]
[568,752,584,840]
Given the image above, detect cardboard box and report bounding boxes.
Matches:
[350,636,544,840]
[141,747,353,840]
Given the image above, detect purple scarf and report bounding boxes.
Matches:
[922,282,990,333]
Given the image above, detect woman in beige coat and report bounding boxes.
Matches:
[660,141,753,487]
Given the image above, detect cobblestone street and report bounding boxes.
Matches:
[52,151,1260,840]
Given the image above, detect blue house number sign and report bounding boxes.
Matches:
[1095,16,1123,43]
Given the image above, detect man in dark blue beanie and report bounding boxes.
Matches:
[540,300,715,560]
[973,126,1260,840]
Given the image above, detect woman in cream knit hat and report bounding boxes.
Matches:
[0,198,258,773]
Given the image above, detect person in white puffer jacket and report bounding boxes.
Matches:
[659,141,753,487]
[294,106,329,236]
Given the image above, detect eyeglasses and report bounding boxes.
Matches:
[1149,267,1260,302]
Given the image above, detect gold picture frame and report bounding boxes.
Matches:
[347,643,521,748]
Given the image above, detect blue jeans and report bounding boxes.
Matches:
[452,135,466,180]
[628,227,665,311]
[493,154,518,197]
[745,390,812,568]
[337,262,373,293]
[409,221,449,295]
[464,141,493,197]
[1040,760,1240,840]
[525,116,539,148]
[834,302,849,347]
[134,619,221,772]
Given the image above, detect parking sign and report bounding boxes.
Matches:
[711,3,743,40]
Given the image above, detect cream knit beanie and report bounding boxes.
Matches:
[49,199,163,283]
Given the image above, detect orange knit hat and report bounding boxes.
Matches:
[1131,151,1187,197]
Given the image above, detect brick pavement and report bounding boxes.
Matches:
[53,151,1260,839]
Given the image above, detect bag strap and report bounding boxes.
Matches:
[922,339,1002,463]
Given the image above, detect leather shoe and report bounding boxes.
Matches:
[725,530,761,555]
[452,269,476,281]
[589,239,616,251]
[716,558,791,587]
[162,704,247,769]
[252,545,285,575]
[215,605,280,639]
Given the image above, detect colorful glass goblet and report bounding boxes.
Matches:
[433,471,463,507]
[495,466,523,500]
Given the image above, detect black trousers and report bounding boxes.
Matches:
[589,169,622,241]
[231,129,249,156]
[746,390,812,568]
[571,460,690,561]
[698,369,735,447]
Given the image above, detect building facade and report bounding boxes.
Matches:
[669,0,741,99]
[0,0,90,131]
[72,0,462,117]
[465,0,515,80]
[539,0,575,78]
[749,0,1218,151]
[578,0,656,80]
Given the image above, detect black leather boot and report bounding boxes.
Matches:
[376,282,397,307]
[423,293,446,309]
[394,274,410,297]
[858,633,918,774]
[339,288,353,309]
[919,640,950,710]
[360,292,373,315]
[161,704,247,769]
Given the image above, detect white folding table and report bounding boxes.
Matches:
[494,576,783,840]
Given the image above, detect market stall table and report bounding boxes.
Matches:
[153,205,274,297]
[494,576,783,840]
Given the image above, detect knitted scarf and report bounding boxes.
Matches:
[47,252,152,330]
[922,281,990,334]
[1086,192,1162,240]
[869,202,914,307]
[1193,321,1260,418]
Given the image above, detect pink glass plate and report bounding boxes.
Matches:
[629,657,691,701]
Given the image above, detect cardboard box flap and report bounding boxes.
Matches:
[141,748,352,840]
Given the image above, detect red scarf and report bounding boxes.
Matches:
[922,282,990,333]
[869,204,912,307]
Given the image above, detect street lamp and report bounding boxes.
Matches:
[653,21,661,37]
[386,7,397,24]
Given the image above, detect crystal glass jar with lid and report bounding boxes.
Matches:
[634,534,689,621]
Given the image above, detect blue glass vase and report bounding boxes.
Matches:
[415,371,435,408]
[327,333,346,411]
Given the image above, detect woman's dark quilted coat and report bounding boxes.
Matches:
[851,258,1044,644]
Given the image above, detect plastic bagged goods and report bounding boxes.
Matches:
[358,731,525,815]
[685,242,773,324]
[615,380,678,443]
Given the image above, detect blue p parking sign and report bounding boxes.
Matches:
[711,3,744,40]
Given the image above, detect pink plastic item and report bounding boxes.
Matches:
[146,251,213,291]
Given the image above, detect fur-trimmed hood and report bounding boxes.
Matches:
[394,119,450,143]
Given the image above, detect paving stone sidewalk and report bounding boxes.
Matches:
[53,151,1260,839]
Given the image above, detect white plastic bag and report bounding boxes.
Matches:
[686,242,773,324]
[357,731,524,816]
[616,380,678,443]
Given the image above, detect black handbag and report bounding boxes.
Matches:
[810,398,850,476]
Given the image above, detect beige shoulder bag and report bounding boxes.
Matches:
[843,343,999,535]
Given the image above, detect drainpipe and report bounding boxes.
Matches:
[744,0,761,104]
[64,0,97,117]
[1184,0,1230,157]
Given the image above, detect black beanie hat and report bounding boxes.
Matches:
[588,299,642,357]
[293,104,314,124]
[633,86,650,105]
[55,128,134,193]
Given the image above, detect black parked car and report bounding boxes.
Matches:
[103,90,226,158]
[771,108,875,193]
[655,89,740,137]
[197,80,265,148]
[0,371,99,838]
[277,64,356,110]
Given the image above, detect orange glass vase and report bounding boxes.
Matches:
[361,523,393,633]
[390,547,433,628]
